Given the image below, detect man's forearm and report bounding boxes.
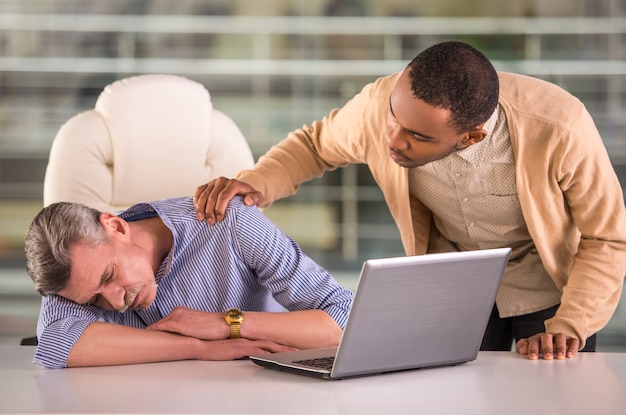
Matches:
[241,310,342,349]
[67,321,200,367]
[236,128,332,209]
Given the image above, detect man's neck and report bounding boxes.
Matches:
[128,217,173,273]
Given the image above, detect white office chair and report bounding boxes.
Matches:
[43,74,254,212]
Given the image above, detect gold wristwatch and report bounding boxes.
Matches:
[223,308,245,339]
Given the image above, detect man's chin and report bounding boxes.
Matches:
[391,158,425,169]
[387,149,425,168]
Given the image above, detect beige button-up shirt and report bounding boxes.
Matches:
[409,105,561,317]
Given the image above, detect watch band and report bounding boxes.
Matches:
[223,308,244,339]
[229,321,241,339]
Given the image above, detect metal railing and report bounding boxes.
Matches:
[0,15,624,75]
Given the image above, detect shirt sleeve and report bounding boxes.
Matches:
[235,73,397,209]
[34,294,104,369]
[227,200,354,328]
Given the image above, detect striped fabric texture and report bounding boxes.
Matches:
[34,196,353,368]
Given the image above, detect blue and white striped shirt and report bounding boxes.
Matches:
[34,196,353,368]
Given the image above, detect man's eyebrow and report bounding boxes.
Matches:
[99,267,114,287]
[389,96,436,140]
[83,268,112,305]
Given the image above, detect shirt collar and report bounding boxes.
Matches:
[452,104,501,165]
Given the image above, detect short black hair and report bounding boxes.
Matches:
[407,41,499,133]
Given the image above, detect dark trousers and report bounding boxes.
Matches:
[480,304,596,352]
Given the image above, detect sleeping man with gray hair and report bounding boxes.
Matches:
[25,196,353,369]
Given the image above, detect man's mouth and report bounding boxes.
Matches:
[130,291,141,309]
[387,147,410,164]
[120,286,143,313]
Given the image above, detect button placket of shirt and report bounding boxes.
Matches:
[450,156,479,236]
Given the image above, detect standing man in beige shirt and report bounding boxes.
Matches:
[193,41,626,360]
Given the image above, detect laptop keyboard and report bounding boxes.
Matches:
[294,356,335,370]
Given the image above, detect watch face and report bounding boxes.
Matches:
[225,308,243,322]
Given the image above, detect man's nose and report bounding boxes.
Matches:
[386,121,408,151]
[101,285,126,311]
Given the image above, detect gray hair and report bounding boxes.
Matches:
[24,202,109,296]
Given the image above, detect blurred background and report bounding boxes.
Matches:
[0,0,625,350]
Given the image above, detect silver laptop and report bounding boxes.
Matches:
[250,247,511,380]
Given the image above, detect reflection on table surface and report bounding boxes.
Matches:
[1,346,625,415]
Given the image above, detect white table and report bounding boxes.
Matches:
[1,345,625,414]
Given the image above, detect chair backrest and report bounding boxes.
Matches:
[43,74,254,212]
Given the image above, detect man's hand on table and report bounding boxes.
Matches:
[516,332,580,360]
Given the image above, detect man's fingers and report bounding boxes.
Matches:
[206,178,233,224]
[552,333,569,360]
[524,336,541,360]
[516,333,580,360]
[515,337,540,360]
[566,337,580,359]
[225,339,296,360]
[540,333,555,360]
[515,338,529,355]
[193,185,209,220]
[193,177,229,223]
[243,192,263,207]
[193,178,261,224]
[193,183,209,208]
[193,181,221,221]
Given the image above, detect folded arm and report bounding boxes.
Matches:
[147,306,342,350]
[68,306,342,367]
[67,321,293,367]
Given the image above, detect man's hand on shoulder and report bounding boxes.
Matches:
[194,177,264,224]
[515,332,580,360]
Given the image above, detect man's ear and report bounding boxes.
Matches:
[99,213,130,239]
[461,127,488,147]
